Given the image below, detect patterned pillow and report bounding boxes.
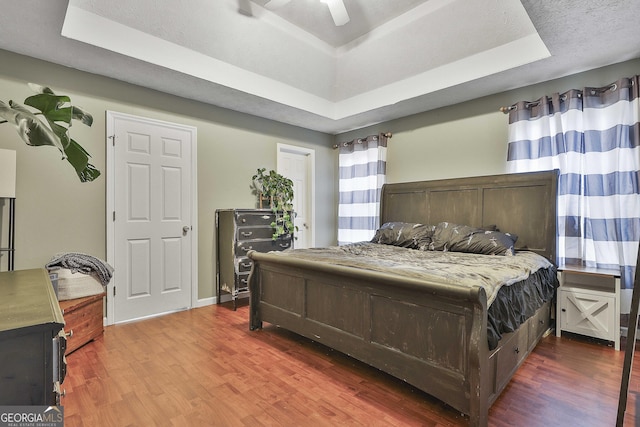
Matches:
[371,222,435,250]
[429,222,518,256]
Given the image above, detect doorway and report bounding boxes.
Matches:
[277,143,315,248]
[106,111,198,324]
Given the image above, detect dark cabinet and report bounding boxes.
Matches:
[0,268,67,405]
[216,209,292,309]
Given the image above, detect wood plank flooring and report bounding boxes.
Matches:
[61,303,640,426]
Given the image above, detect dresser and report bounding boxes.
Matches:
[0,268,67,405]
[216,209,293,309]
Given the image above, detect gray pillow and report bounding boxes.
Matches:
[371,222,435,250]
[429,222,518,256]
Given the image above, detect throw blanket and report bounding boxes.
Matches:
[270,242,553,306]
[46,252,114,287]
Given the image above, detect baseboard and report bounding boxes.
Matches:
[196,296,216,307]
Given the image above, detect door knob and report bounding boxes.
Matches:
[183,226,191,235]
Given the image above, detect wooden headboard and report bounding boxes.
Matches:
[379,170,558,264]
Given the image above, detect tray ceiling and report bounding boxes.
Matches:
[0,0,638,134]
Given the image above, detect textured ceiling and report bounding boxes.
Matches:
[0,0,638,134]
[247,0,430,47]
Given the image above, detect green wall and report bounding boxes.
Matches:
[0,50,336,301]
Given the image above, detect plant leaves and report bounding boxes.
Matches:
[24,93,72,123]
[27,83,55,95]
[71,105,93,126]
[0,100,66,155]
[0,84,100,182]
[65,138,101,182]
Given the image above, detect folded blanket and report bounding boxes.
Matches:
[46,252,114,287]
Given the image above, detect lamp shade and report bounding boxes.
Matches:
[0,149,17,198]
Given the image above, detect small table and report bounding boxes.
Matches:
[556,265,621,350]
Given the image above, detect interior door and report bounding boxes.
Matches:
[107,112,197,323]
[278,144,315,248]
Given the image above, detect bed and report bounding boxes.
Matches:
[248,170,558,426]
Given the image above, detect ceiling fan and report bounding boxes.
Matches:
[264,0,350,26]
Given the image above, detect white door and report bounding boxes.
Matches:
[106,112,197,323]
[278,144,315,248]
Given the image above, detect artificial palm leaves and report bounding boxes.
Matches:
[0,83,100,182]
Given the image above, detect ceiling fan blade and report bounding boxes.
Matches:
[264,0,291,10]
[324,0,349,26]
[237,0,253,16]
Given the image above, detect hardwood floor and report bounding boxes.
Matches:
[62,303,640,426]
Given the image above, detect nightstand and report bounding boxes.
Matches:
[556,265,621,350]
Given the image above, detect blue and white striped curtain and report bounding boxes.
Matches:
[338,134,388,245]
[507,76,640,289]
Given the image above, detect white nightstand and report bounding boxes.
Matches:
[556,265,621,350]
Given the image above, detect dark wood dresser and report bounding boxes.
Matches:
[0,268,67,405]
[216,209,292,309]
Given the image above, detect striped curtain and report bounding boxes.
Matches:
[338,134,388,245]
[507,76,640,290]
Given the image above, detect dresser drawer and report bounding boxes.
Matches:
[236,211,275,226]
[237,238,292,255]
[236,257,253,273]
[237,272,250,291]
[237,226,274,241]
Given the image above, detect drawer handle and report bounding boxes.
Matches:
[561,308,566,312]
[241,279,248,284]
[241,231,253,237]
[242,246,253,252]
[242,263,252,268]
[242,218,246,223]
[279,243,290,248]
[514,347,520,354]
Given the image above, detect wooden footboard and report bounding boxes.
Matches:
[248,252,551,426]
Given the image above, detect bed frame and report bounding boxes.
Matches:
[248,170,558,426]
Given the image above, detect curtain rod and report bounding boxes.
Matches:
[499,82,621,114]
[332,132,392,149]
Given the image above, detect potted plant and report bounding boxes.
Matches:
[251,167,297,239]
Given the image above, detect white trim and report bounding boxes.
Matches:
[105,111,198,325]
[62,5,548,122]
[105,112,115,325]
[195,297,216,308]
[277,143,316,248]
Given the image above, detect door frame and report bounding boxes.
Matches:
[277,143,315,248]
[105,111,198,325]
